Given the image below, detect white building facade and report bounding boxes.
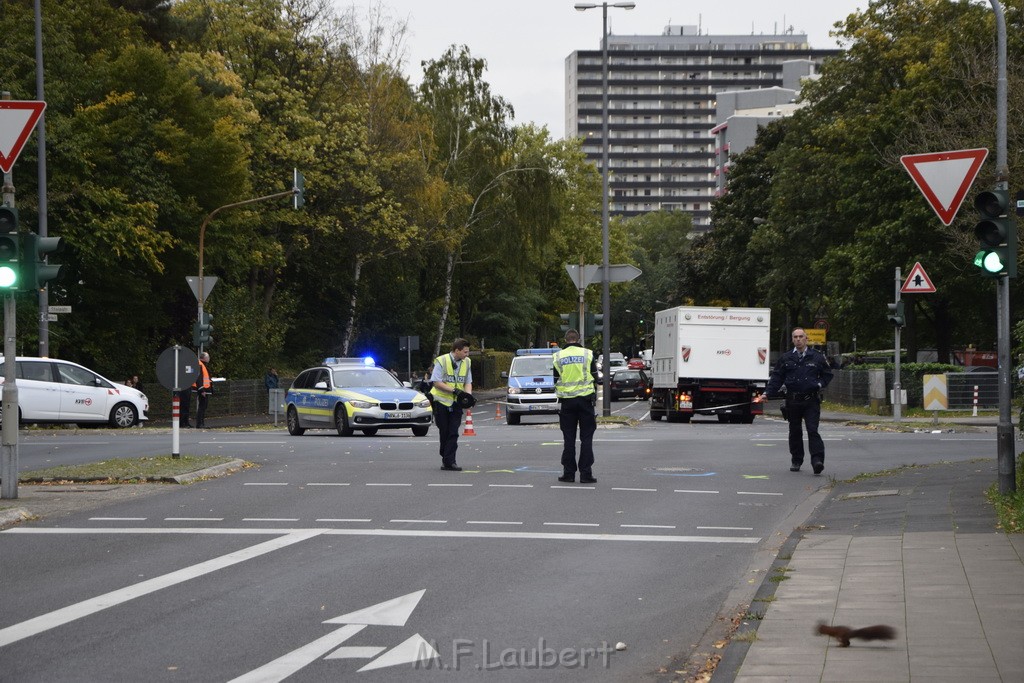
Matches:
[565,26,837,232]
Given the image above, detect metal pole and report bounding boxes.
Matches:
[989,0,1015,493]
[1,122,17,497]
[34,0,50,357]
[600,2,612,417]
[893,268,902,422]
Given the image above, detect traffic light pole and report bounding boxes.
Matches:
[1,168,16,499]
[988,1,1015,494]
[892,268,902,422]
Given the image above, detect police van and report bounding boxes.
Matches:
[501,348,559,425]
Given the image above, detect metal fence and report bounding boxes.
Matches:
[823,369,1000,410]
[146,377,295,421]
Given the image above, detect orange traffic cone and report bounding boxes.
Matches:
[462,409,477,436]
[495,401,503,419]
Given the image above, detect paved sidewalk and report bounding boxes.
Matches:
[717,459,1024,682]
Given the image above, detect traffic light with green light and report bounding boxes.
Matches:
[973,188,1017,278]
[0,206,18,290]
[20,232,64,291]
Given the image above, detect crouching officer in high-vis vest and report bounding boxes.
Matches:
[430,338,473,471]
[552,329,598,484]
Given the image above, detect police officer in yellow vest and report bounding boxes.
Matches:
[430,338,473,471]
[552,329,598,483]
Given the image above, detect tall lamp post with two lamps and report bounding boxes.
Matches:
[575,1,636,416]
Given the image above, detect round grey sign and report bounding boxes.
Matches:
[156,345,200,391]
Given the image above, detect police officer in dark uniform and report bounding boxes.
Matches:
[764,328,833,474]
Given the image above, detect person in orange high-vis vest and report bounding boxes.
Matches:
[193,352,212,429]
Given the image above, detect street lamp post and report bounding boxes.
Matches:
[575,1,636,416]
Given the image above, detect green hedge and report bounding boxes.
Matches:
[468,351,515,390]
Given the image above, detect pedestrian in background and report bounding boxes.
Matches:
[764,327,834,474]
[193,352,212,429]
[430,339,472,471]
[552,329,598,484]
[264,367,279,392]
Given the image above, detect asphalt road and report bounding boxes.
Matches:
[0,399,995,681]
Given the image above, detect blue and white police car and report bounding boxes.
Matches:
[500,348,559,425]
[285,357,432,437]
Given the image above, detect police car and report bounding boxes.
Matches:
[501,348,559,425]
[285,358,432,437]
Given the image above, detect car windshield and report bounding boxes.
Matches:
[614,371,640,381]
[332,368,402,389]
[510,357,553,377]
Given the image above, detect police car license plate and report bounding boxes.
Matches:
[385,412,411,419]
[528,405,548,411]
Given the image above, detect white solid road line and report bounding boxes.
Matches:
[5,527,761,545]
[0,530,324,648]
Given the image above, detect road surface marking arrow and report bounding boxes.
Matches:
[358,634,439,672]
[324,589,426,626]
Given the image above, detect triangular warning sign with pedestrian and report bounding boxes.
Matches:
[901,262,936,293]
[900,148,988,226]
[0,101,46,174]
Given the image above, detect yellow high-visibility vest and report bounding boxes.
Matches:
[430,353,470,407]
[553,346,594,398]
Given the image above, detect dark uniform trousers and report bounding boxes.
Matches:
[195,390,210,428]
[559,395,597,478]
[786,394,824,468]
[432,401,464,467]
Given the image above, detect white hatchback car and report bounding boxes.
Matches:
[0,357,149,428]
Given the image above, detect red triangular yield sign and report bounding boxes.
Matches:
[0,101,46,174]
[900,148,988,226]
[901,262,936,293]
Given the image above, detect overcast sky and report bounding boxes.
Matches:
[337,1,868,139]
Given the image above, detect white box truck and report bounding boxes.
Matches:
[650,306,771,423]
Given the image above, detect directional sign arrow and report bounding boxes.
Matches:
[565,263,642,287]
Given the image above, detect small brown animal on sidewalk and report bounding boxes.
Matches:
[816,622,897,647]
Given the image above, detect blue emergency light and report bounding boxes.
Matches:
[323,356,376,366]
[516,348,555,356]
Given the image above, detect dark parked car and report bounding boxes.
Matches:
[608,369,651,401]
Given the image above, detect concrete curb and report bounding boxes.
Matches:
[168,458,248,484]
[660,480,834,681]
[0,507,32,527]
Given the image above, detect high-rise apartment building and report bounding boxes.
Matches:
[565,26,838,231]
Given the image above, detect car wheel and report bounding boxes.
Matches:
[335,406,354,436]
[506,412,521,425]
[361,428,379,436]
[109,402,138,428]
[286,406,305,436]
[412,425,429,437]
